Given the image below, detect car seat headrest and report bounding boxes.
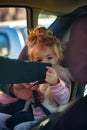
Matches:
[18,45,29,60]
[66,14,87,83]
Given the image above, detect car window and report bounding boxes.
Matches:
[38,13,57,28]
[0,7,29,58]
[0,33,9,56]
[19,27,27,43]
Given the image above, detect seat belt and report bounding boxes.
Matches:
[32,90,51,116]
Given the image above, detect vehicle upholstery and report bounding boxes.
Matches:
[0,0,87,14]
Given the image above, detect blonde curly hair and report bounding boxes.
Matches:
[27,27,64,64]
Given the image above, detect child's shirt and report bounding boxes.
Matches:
[33,78,71,118]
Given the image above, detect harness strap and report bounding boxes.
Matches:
[32,90,51,116]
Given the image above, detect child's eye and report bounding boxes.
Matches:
[48,57,53,60]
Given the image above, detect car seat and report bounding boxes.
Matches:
[18,44,28,60]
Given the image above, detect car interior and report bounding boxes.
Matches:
[0,0,87,129]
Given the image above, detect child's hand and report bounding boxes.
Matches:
[45,66,59,85]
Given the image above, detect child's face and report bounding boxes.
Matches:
[31,46,58,65]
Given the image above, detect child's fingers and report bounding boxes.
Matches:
[46,66,55,73]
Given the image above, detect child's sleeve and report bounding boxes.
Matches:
[50,79,71,105]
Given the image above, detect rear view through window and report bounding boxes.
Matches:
[0,7,27,58]
[38,14,57,28]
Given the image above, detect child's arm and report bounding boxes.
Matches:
[50,80,71,105]
[45,66,71,105]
